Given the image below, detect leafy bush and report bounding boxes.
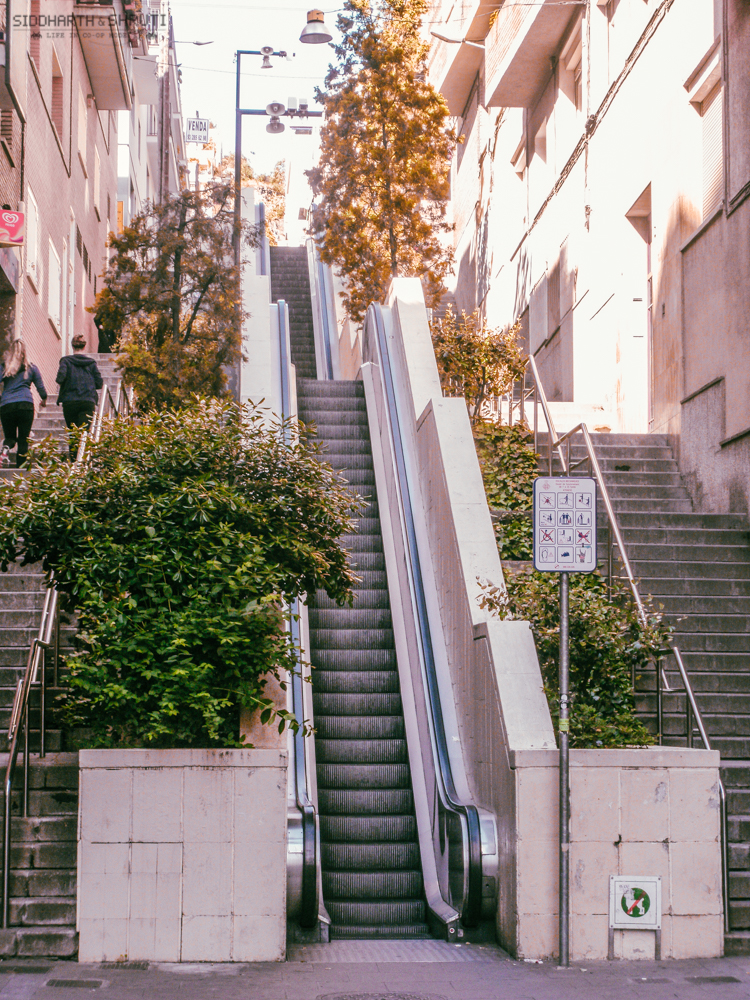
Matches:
[0,400,361,748]
[473,421,537,559]
[480,571,670,748]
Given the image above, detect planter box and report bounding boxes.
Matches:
[77,748,288,963]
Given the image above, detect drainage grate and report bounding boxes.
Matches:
[2,967,52,974]
[318,995,447,1000]
[46,981,103,989]
[685,977,741,985]
[100,963,148,971]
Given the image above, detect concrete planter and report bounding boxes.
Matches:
[77,748,288,963]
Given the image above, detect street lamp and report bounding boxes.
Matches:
[233,11,332,270]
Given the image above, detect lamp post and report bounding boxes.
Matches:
[233,11,333,270]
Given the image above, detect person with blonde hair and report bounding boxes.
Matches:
[0,339,48,467]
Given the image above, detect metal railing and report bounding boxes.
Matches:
[521,355,730,935]
[367,302,484,928]
[2,375,132,928]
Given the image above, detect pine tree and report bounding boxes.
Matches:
[307,0,454,324]
[93,183,257,410]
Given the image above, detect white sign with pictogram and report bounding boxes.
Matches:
[609,875,662,929]
[533,477,597,573]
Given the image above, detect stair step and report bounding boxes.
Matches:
[317,763,411,789]
[327,900,426,925]
[9,897,75,927]
[316,739,408,763]
[312,693,402,716]
[322,870,423,899]
[0,926,78,957]
[313,671,400,694]
[322,842,420,871]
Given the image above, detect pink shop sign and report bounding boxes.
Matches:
[0,211,24,247]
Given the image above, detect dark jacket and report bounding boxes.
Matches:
[56,355,103,405]
[0,363,48,408]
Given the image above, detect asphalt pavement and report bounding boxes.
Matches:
[0,941,748,1000]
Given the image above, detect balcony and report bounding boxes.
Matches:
[74,2,132,110]
[485,0,576,108]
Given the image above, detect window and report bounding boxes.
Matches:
[29,0,40,70]
[26,188,40,290]
[51,49,64,140]
[48,240,62,333]
[78,87,87,175]
[94,147,101,219]
[701,84,723,218]
[560,19,583,113]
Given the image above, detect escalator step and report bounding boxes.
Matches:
[309,628,392,650]
[330,924,431,940]
[322,842,420,871]
[320,814,417,843]
[310,649,397,670]
[308,609,392,630]
[317,788,414,815]
[312,693,401,716]
[317,763,411,789]
[316,739,408,763]
[314,715,405,740]
[312,589,390,610]
[323,870,424,900]
[327,900,426,926]
[313,671,400,694]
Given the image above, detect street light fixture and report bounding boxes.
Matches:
[233,11,332,270]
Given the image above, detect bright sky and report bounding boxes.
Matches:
[169,0,340,182]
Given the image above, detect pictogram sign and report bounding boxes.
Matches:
[533,478,597,573]
[609,875,662,929]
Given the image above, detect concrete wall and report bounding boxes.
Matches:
[78,749,288,963]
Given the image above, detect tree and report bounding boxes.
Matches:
[217,156,287,247]
[93,183,257,410]
[0,400,362,748]
[307,0,454,325]
[431,307,526,425]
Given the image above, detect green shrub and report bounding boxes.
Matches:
[473,421,537,559]
[480,571,669,748]
[0,400,361,748]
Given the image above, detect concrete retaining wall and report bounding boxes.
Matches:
[77,749,288,963]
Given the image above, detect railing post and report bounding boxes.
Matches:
[656,657,663,746]
[22,699,28,818]
[686,699,693,748]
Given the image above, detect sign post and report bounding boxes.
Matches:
[533,476,597,968]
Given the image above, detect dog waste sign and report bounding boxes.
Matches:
[609,876,662,929]
[533,477,597,572]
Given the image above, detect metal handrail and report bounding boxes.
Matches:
[278,299,318,929]
[523,357,730,935]
[2,374,132,929]
[367,302,484,927]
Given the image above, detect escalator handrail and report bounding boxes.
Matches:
[278,298,319,929]
[366,302,483,927]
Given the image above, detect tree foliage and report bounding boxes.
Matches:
[479,572,668,749]
[93,183,257,410]
[431,308,526,425]
[307,0,454,324]
[0,400,362,748]
[473,421,537,559]
[217,155,287,246]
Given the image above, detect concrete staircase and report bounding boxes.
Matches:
[542,431,750,955]
[0,352,123,957]
[269,247,318,379]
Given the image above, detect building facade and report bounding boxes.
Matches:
[429,0,750,514]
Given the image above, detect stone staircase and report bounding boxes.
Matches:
[0,352,123,958]
[541,431,750,955]
[269,247,318,379]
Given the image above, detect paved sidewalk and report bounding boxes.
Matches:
[0,944,748,1000]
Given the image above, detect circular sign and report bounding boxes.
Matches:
[621,886,651,918]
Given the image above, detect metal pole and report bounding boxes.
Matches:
[656,657,663,746]
[559,571,570,968]
[234,53,243,271]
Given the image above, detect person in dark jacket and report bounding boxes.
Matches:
[0,339,48,468]
[56,334,103,459]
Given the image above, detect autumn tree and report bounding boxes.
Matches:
[307,0,454,324]
[93,182,257,410]
[431,308,526,425]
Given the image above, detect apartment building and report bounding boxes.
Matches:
[0,0,186,391]
[429,0,750,514]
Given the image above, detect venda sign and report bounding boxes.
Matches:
[185,118,209,144]
[0,211,24,247]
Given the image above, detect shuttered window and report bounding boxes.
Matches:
[26,188,39,289]
[702,83,723,219]
[48,241,61,333]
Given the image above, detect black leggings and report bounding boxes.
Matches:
[63,402,96,459]
[1,403,34,466]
